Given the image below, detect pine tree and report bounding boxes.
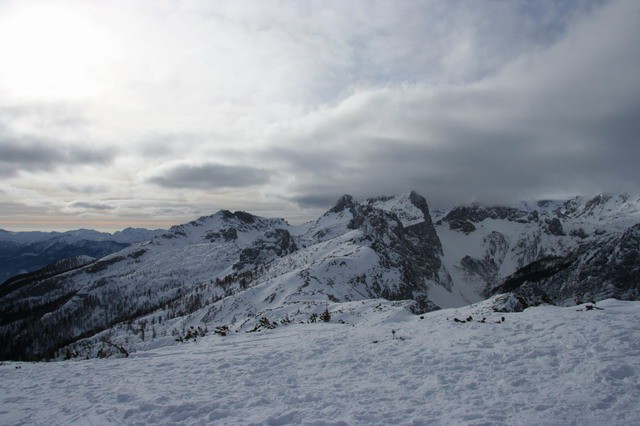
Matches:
[320,307,331,322]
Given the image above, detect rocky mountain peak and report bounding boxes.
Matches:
[408,190,428,212]
[231,210,257,224]
[329,194,356,214]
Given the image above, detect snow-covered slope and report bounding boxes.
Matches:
[2,297,638,425]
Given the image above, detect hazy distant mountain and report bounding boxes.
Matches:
[0,228,165,283]
[0,192,638,361]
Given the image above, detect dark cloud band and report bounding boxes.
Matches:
[147,163,271,189]
[69,201,113,211]
[0,131,113,178]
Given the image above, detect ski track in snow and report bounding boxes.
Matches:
[2,299,640,425]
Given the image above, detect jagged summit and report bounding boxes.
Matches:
[365,191,430,227]
[323,191,434,229]
[328,194,356,214]
[156,209,289,246]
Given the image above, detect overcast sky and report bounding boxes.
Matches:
[1,0,638,231]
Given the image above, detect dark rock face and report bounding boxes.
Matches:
[592,224,640,295]
[233,229,298,271]
[163,224,188,239]
[206,228,238,242]
[461,255,499,285]
[438,205,540,234]
[584,194,613,214]
[545,218,566,236]
[492,224,640,303]
[234,211,257,224]
[347,192,445,312]
[569,228,589,239]
[330,194,357,215]
[485,231,509,260]
[492,256,573,297]
[223,228,238,241]
[447,219,476,234]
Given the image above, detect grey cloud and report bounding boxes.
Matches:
[69,201,114,211]
[147,163,271,190]
[256,0,604,99]
[0,201,45,216]
[270,0,640,209]
[61,183,109,194]
[135,132,248,163]
[289,194,344,209]
[136,133,204,158]
[0,129,114,178]
[282,95,640,208]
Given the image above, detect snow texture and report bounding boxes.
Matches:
[1,297,639,425]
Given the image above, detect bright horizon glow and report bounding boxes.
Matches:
[0,218,172,233]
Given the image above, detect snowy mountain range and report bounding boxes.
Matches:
[1,191,638,361]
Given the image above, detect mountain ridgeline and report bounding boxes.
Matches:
[1,191,638,360]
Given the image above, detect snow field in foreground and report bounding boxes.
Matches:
[1,299,639,425]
